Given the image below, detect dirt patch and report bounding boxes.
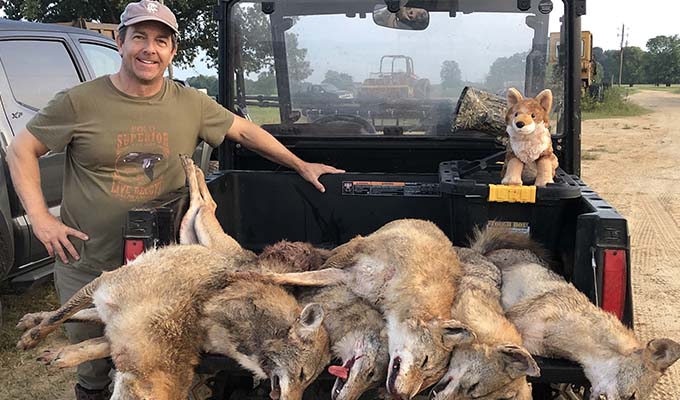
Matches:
[0,282,73,400]
[582,90,680,399]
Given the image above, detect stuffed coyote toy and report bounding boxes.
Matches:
[501,88,558,187]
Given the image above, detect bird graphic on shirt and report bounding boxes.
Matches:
[122,152,164,180]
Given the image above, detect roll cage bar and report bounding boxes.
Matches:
[215,0,585,175]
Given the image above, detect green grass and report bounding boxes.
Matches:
[582,86,650,120]
[247,106,281,125]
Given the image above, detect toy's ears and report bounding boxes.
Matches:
[535,89,553,114]
[507,88,523,107]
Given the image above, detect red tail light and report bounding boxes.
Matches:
[602,249,627,320]
[124,239,145,263]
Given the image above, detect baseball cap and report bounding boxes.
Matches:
[118,0,179,34]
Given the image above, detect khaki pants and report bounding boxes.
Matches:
[53,261,112,391]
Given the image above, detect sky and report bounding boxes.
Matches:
[161,1,680,80]
[582,1,680,51]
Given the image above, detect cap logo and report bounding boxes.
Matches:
[146,2,159,14]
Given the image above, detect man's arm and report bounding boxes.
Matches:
[6,129,88,263]
[226,115,344,192]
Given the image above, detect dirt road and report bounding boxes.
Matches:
[582,90,680,399]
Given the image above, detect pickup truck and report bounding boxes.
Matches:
[0,19,121,287]
[125,1,632,399]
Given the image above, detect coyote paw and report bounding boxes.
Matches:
[16,326,49,350]
[37,349,64,367]
[16,312,51,330]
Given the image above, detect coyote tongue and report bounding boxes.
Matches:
[328,365,349,380]
[328,355,363,380]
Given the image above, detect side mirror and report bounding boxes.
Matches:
[372,4,429,31]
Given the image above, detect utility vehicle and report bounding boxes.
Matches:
[125,1,632,398]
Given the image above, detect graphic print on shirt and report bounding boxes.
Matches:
[112,125,170,202]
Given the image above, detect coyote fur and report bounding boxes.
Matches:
[264,218,472,400]
[16,157,331,400]
[180,156,390,400]
[299,284,389,400]
[474,228,680,400]
[501,88,558,187]
[430,245,539,400]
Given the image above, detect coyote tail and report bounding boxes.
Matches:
[469,226,550,262]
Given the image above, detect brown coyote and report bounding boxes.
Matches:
[430,246,539,400]
[299,284,389,400]
[16,157,331,400]
[263,218,473,399]
[475,228,680,400]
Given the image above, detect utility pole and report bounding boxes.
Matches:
[618,24,625,86]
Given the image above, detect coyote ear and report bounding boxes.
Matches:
[438,319,475,350]
[535,89,553,114]
[498,344,541,379]
[507,88,523,107]
[646,338,680,372]
[298,303,324,336]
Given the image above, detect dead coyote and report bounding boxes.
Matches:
[299,284,389,400]
[179,158,389,400]
[16,157,331,400]
[265,218,472,400]
[475,228,680,400]
[430,246,539,400]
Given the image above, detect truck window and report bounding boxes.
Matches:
[0,39,81,110]
[80,42,121,78]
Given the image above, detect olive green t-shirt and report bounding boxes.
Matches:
[26,76,234,272]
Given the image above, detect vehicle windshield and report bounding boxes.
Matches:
[230,0,566,137]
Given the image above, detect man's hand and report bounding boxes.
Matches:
[30,213,89,264]
[298,162,345,193]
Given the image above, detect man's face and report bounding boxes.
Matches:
[117,21,176,85]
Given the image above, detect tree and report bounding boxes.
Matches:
[0,0,218,67]
[620,46,646,85]
[0,0,312,78]
[245,71,277,95]
[440,60,462,90]
[485,52,527,92]
[645,35,680,85]
[599,49,620,85]
[322,70,354,91]
[186,74,218,96]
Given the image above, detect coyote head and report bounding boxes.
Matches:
[328,329,390,400]
[587,338,680,400]
[386,317,475,399]
[265,303,331,400]
[429,343,539,400]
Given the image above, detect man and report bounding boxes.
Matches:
[5,1,343,399]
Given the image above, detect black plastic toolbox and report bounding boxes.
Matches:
[439,159,582,251]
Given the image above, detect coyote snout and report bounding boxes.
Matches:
[386,318,474,399]
[429,343,538,400]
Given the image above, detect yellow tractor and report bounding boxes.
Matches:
[549,31,596,89]
[358,55,431,100]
